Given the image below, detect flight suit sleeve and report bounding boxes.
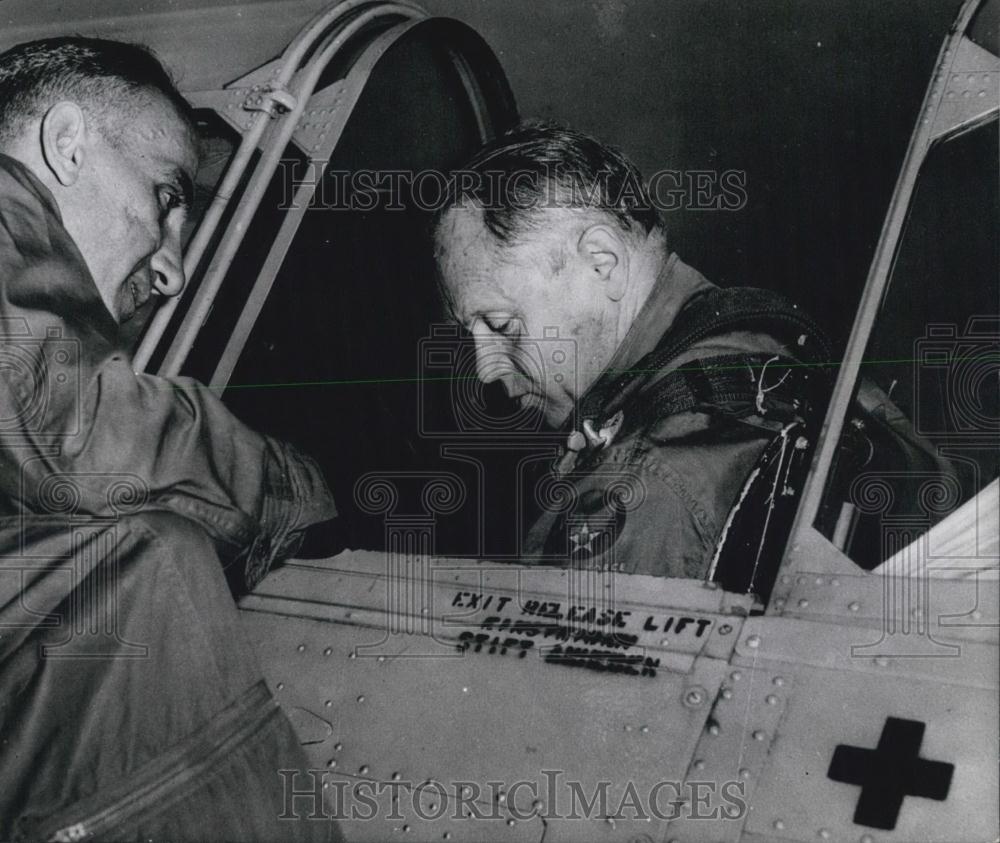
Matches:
[3,340,337,592]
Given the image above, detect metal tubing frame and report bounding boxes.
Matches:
[134,0,427,373]
[207,16,426,388]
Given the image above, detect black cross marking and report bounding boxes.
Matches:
[828,717,954,830]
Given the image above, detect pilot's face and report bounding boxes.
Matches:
[436,207,615,428]
[73,96,197,323]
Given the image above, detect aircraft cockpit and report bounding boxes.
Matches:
[1,0,996,840]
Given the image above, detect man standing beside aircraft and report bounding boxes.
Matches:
[434,123,827,578]
[0,38,339,841]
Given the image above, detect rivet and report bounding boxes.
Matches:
[324,647,333,656]
[402,825,410,832]
[334,742,343,751]
[359,765,369,775]
[773,676,786,686]
[694,759,706,770]
[392,772,401,781]
[357,695,365,703]
[684,687,707,707]
[462,687,469,693]
[731,670,743,681]
[798,599,809,608]
[506,819,515,827]
[766,694,779,705]
[874,657,889,667]
[297,644,306,652]
[349,652,357,659]
[708,721,721,736]
[972,610,982,619]
[624,724,634,732]
[660,638,670,646]
[738,768,751,780]
[774,598,786,608]
[718,623,733,635]
[814,576,824,585]
[849,601,860,612]
[795,434,809,448]
[721,688,734,700]
[276,682,284,691]
[327,759,337,768]
[531,800,543,811]
[818,830,831,840]
[443,834,452,840]
[860,836,874,843]
[746,634,761,648]
[377,655,386,663]
[497,792,506,803]
[324,700,333,707]
[774,819,785,830]
[640,725,650,733]
[753,730,766,741]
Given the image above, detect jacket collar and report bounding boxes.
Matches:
[555,253,716,469]
[601,252,716,386]
[0,153,122,350]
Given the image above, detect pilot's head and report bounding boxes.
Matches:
[433,122,667,427]
[0,37,198,323]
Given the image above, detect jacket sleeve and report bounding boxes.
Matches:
[2,341,337,590]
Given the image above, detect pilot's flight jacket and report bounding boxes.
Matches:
[524,253,822,579]
[0,154,340,841]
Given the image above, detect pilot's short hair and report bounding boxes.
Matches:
[436,121,663,247]
[0,37,194,146]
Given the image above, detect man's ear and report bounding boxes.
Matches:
[577,223,629,302]
[40,101,88,187]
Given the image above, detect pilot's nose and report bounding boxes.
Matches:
[472,328,514,386]
[150,224,186,297]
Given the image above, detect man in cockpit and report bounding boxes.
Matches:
[0,37,339,841]
[434,122,827,578]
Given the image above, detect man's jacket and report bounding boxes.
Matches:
[523,253,826,580]
[0,153,339,841]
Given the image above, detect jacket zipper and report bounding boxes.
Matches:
[34,681,277,842]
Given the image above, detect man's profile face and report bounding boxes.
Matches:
[436,207,615,427]
[72,95,197,323]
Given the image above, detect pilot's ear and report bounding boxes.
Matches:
[40,102,88,187]
[577,224,628,302]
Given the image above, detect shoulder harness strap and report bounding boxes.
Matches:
[578,287,833,437]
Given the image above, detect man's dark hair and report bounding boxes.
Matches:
[436,121,662,247]
[0,37,194,146]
